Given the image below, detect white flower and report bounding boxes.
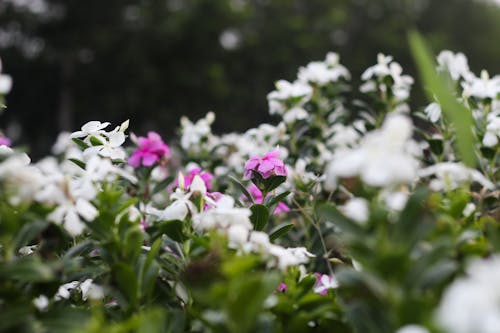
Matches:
[395,324,430,333]
[463,203,476,217]
[267,80,313,116]
[326,114,420,189]
[19,245,37,256]
[418,162,494,191]
[437,50,473,81]
[380,190,409,211]
[83,130,126,160]
[70,121,110,139]
[297,56,350,85]
[227,224,250,249]
[436,255,500,333]
[193,195,252,231]
[361,54,413,102]
[313,274,339,294]
[424,102,442,123]
[462,70,500,100]
[79,279,104,301]
[268,246,315,271]
[341,198,369,224]
[482,110,500,147]
[33,295,49,312]
[180,112,217,153]
[282,107,308,124]
[47,198,97,236]
[55,281,80,300]
[0,57,12,94]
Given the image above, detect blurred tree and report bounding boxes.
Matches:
[0,0,499,157]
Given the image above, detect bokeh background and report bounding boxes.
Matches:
[1,0,500,158]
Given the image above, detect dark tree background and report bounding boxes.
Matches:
[1,0,499,158]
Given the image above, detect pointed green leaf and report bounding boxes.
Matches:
[409,31,476,167]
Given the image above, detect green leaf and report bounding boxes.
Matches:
[269,223,294,241]
[318,203,365,235]
[68,158,86,170]
[63,240,94,259]
[123,228,144,261]
[89,135,104,146]
[13,220,49,251]
[71,137,89,150]
[139,238,162,300]
[228,175,254,203]
[250,204,270,231]
[226,272,280,333]
[152,176,174,195]
[113,262,139,307]
[265,190,291,207]
[222,255,261,277]
[156,220,187,242]
[409,31,476,167]
[0,258,54,282]
[116,198,139,215]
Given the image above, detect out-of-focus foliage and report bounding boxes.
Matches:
[0,0,500,157]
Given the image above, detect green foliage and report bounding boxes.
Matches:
[409,31,476,167]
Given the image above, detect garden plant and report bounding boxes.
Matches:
[0,33,499,333]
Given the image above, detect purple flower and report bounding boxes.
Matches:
[128,131,170,168]
[244,150,288,180]
[0,134,11,147]
[278,282,287,292]
[247,184,290,214]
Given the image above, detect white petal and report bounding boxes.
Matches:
[76,199,98,221]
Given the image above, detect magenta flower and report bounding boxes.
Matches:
[244,150,288,180]
[313,273,339,295]
[247,184,290,214]
[0,134,11,147]
[128,131,170,168]
[184,167,214,190]
[278,282,287,292]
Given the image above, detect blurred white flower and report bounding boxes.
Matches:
[436,255,500,333]
[33,295,49,312]
[341,197,369,224]
[325,114,420,189]
[395,325,430,333]
[418,162,494,191]
[437,50,473,81]
[0,57,12,94]
[193,195,252,231]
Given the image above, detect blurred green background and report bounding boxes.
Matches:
[1,0,499,157]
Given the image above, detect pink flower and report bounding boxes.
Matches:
[247,184,290,214]
[278,282,287,292]
[244,150,288,180]
[0,134,11,147]
[177,167,214,190]
[313,273,338,295]
[128,132,170,168]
